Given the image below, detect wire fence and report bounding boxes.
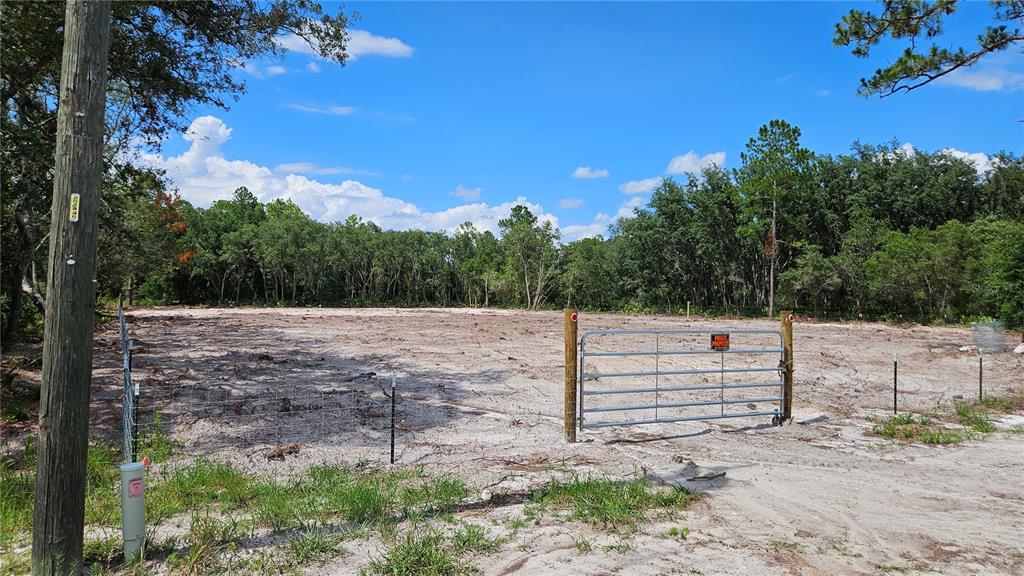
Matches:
[115,309,1022,465]
[117,308,434,464]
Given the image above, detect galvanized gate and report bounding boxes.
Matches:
[578,328,785,429]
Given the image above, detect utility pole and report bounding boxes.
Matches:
[32,1,112,574]
[768,197,778,319]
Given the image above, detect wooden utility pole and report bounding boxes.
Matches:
[780,310,794,422]
[768,198,778,320]
[32,1,112,574]
[564,309,578,442]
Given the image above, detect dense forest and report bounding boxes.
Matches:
[4,3,1021,345]
[6,120,1021,341]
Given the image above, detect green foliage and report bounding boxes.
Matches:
[955,403,997,433]
[532,475,692,531]
[4,113,1022,339]
[1,1,352,339]
[364,529,477,576]
[450,523,504,554]
[872,413,971,444]
[833,0,1024,97]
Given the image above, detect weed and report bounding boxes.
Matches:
[571,534,593,554]
[665,526,690,540]
[136,414,178,464]
[286,530,345,566]
[918,428,971,444]
[955,403,996,433]
[980,395,1024,412]
[872,413,970,445]
[0,549,31,576]
[601,538,633,554]
[451,523,503,554]
[533,475,692,531]
[830,542,862,558]
[82,534,123,566]
[1011,425,1024,434]
[501,516,527,531]
[363,529,476,576]
[767,539,805,556]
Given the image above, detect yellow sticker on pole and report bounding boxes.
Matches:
[69,193,81,222]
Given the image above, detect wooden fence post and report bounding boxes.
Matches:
[781,311,794,422]
[564,309,578,442]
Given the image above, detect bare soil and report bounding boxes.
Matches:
[8,307,1024,575]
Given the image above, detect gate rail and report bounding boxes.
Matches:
[578,328,785,429]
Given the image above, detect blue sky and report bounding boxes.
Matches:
[149,1,1024,240]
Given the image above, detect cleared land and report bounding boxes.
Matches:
[5,307,1024,575]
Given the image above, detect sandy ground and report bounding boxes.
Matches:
[14,307,1024,575]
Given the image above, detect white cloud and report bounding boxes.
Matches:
[885,142,994,176]
[813,89,830,97]
[939,68,1024,92]
[237,61,289,78]
[571,166,609,179]
[348,29,414,59]
[278,28,413,60]
[561,198,646,241]
[619,177,662,195]
[941,147,995,175]
[665,151,726,175]
[274,162,355,176]
[559,198,584,209]
[140,116,557,235]
[451,185,482,201]
[306,61,320,73]
[285,103,357,115]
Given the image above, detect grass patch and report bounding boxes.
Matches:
[955,403,997,434]
[287,530,346,565]
[1,440,124,547]
[532,475,692,532]
[979,394,1024,413]
[872,413,972,444]
[450,523,503,554]
[872,413,933,440]
[917,428,971,445]
[665,526,691,540]
[571,534,592,554]
[1010,425,1024,434]
[363,529,477,576]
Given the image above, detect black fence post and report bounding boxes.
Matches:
[893,353,898,415]
[978,353,983,403]
[390,372,396,465]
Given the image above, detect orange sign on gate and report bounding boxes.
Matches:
[710,333,730,351]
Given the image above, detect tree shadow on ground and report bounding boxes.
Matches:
[86,311,511,457]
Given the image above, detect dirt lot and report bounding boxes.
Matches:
[11,307,1024,575]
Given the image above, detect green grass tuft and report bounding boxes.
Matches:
[450,523,503,554]
[286,530,346,566]
[873,413,971,444]
[533,475,692,531]
[955,403,997,433]
[363,529,476,576]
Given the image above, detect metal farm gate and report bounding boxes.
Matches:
[578,328,786,429]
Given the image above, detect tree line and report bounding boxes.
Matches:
[9,120,1017,336]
